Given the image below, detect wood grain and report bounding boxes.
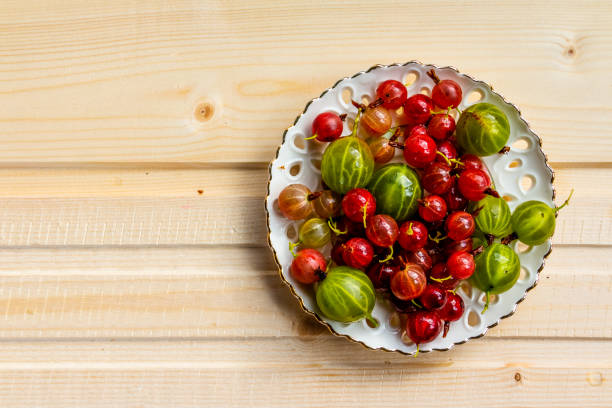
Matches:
[0,337,607,408]
[0,245,606,339]
[0,1,611,164]
[0,165,603,246]
[0,0,610,406]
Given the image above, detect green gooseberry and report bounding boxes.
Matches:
[470,243,521,313]
[511,200,556,246]
[511,191,573,246]
[456,103,510,156]
[316,266,377,327]
[367,163,422,222]
[321,136,374,194]
[298,218,331,248]
[472,196,512,237]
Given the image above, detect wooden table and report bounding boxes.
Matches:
[0,1,610,406]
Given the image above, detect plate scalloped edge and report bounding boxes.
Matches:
[264,61,556,355]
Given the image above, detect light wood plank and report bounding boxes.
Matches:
[0,245,606,339]
[0,165,604,246]
[0,1,610,163]
[0,165,266,198]
[0,196,267,246]
[0,337,607,407]
[0,1,609,406]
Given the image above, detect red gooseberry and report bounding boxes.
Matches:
[443,180,468,211]
[404,94,433,124]
[390,263,427,300]
[402,126,437,168]
[432,79,463,109]
[290,249,327,284]
[367,261,399,290]
[365,214,399,248]
[421,161,453,195]
[428,113,456,141]
[460,154,484,171]
[436,140,458,164]
[331,241,346,266]
[457,169,491,201]
[311,112,343,142]
[443,238,473,257]
[429,263,459,290]
[438,292,464,322]
[361,106,392,136]
[342,188,376,225]
[418,195,448,223]
[398,221,428,252]
[445,211,475,241]
[404,247,433,272]
[376,80,408,109]
[446,251,475,280]
[342,237,374,269]
[406,310,442,345]
[419,284,448,310]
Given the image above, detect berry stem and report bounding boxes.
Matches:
[288,241,300,257]
[366,315,380,328]
[436,151,452,166]
[471,205,484,217]
[407,222,414,235]
[304,134,318,140]
[443,321,450,338]
[398,255,407,266]
[472,245,485,256]
[351,100,365,110]
[429,231,447,244]
[368,98,384,109]
[389,141,404,150]
[327,218,347,235]
[426,69,441,84]
[351,108,363,137]
[481,291,490,314]
[484,188,500,198]
[379,246,394,263]
[411,299,423,309]
[307,191,322,201]
[414,344,420,358]
[500,232,518,245]
[389,127,403,142]
[555,189,574,213]
[362,205,368,229]
[431,275,453,283]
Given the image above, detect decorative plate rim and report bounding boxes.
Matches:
[264,61,555,355]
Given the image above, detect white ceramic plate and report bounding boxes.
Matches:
[265,62,555,354]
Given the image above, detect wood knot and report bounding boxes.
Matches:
[587,372,603,386]
[564,45,577,58]
[194,101,214,122]
[514,372,522,382]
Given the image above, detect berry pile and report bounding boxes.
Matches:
[276,69,570,354]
